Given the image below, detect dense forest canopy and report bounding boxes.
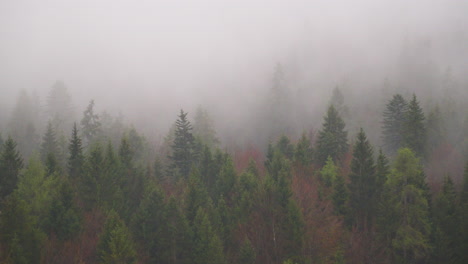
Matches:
[0,0,467,263]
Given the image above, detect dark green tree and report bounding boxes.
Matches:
[276,135,295,160]
[169,110,195,178]
[68,123,84,179]
[192,207,226,264]
[348,128,377,231]
[332,174,348,216]
[40,121,59,163]
[403,94,426,157]
[458,161,468,263]
[81,143,105,209]
[238,238,256,264]
[382,94,408,156]
[294,132,313,166]
[80,99,101,146]
[0,136,24,199]
[315,105,348,166]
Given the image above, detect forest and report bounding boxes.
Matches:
[0,79,467,264]
[1,1,468,263]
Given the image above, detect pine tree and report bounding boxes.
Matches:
[382,94,408,156]
[294,132,313,166]
[68,123,84,179]
[80,100,101,145]
[0,136,24,199]
[82,143,104,209]
[169,110,195,178]
[348,128,376,231]
[98,211,137,264]
[40,121,59,162]
[192,207,226,264]
[332,174,348,216]
[315,105,348,166]
[276,135,295,160]
[403,94,426,157]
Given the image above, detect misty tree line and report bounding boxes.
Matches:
[0,79,467,264]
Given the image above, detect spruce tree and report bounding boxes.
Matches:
[40,121,59,162]
[315,105,348,166]
[169,110,195,178]
[348,128,376,231]
[80,99,101,145]
[294,132,313,166]
[332,174,348,216]
[0,136,24,199]
[403,94,426,157]
[192,207,226,264]
[68,123,84,179]
[382,94,408,156]
[276,135,294,160]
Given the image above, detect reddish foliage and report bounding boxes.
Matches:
[233,144,265,175]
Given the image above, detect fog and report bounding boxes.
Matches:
[1,0,467,147]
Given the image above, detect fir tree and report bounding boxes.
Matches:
[276,135,295,160]
[80,100,101,145]
[382,94,408,156]
[169,110,195,178]
[40,121,59,163]
[68,123,84,179]
[0,136,24,199]
[192,207,226,264]
[315,105,348,166]
[348,128,376,231]
[403,94,427,157]
[332,174,348,216]
[294,132,313,166]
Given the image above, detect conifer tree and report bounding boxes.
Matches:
[276,135,295,160]
[169,110,195,178]
[80,100,101,146]
[315,105,348,166]
[82,143,104,209]
[192,207,226,264]
[403,94,426,157]
[68,123,84,179]
[294,132,313,166]
[40,121,59,162]
[320,156,338,187]
[332,174,348,216]
[238,238,256,264]
[348,128,376,231]
[382,94,408,156]
[193,106,220,150]
[0,136,24,199]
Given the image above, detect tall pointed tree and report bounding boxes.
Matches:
[80,100,101,146]
[348,128,377,231]
[315,105,348,166]
[382,94,408,156]
[169,110,195,178]
[403,94,426,157]
[0,137,24,199]
[40,121,59,163]
[68,123,84,179]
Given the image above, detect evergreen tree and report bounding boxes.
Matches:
[165,197,193,264]
[46,81,75,134]
[40,121,59,163]
[320,156,338,187]
[192,207,226,264]
[98,211,137,264]
[276,135,295,160]
[386,148,431,263]
[348,128,377,231]
[294,132,313,166]
[332,174,348,216]
[403,94,426,157]
[238,238,256,264]
[80,100,101,146]
[458,161,468,263]
[169,110,195,178]
[82,143,104,209]
[315,105,348,166]
[0,136,24,199]
[193,106,220,150]
[68,123,84,179]
[382,94,408,156]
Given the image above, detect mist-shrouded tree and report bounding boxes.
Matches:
[348,128,377,231]
[276,135,295,160]
[294,132,313,166]
[403,94,426,157]
[330,86,349,120]
[0,136,24,199]
[382,94,408,156]
[169,110,195,178]
[46,81,75,134]
[315,105,348,166]
[40,121,59,163]
[80,99,101,146]
[193,106,220,150]
[68,123,84,179]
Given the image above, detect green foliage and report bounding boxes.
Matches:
[82,143,105,209]
[215,156,237,200]
[0,136,24,199]
[81,99,101,146]
[348,128,377,230]
[238,238,256,264]
[193,106,220,150]
[40,121,59,163]
[320,156,338,187]
[68,123,84,179]
[98,211,137,264]
[332,174,348,216]
[294,132,313,166]
[382,94,408,156]
[170,110,195,178]
[276,135,295,160]
[403,94,427,157]
[315,105,348,166]
[192,207,226,264]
